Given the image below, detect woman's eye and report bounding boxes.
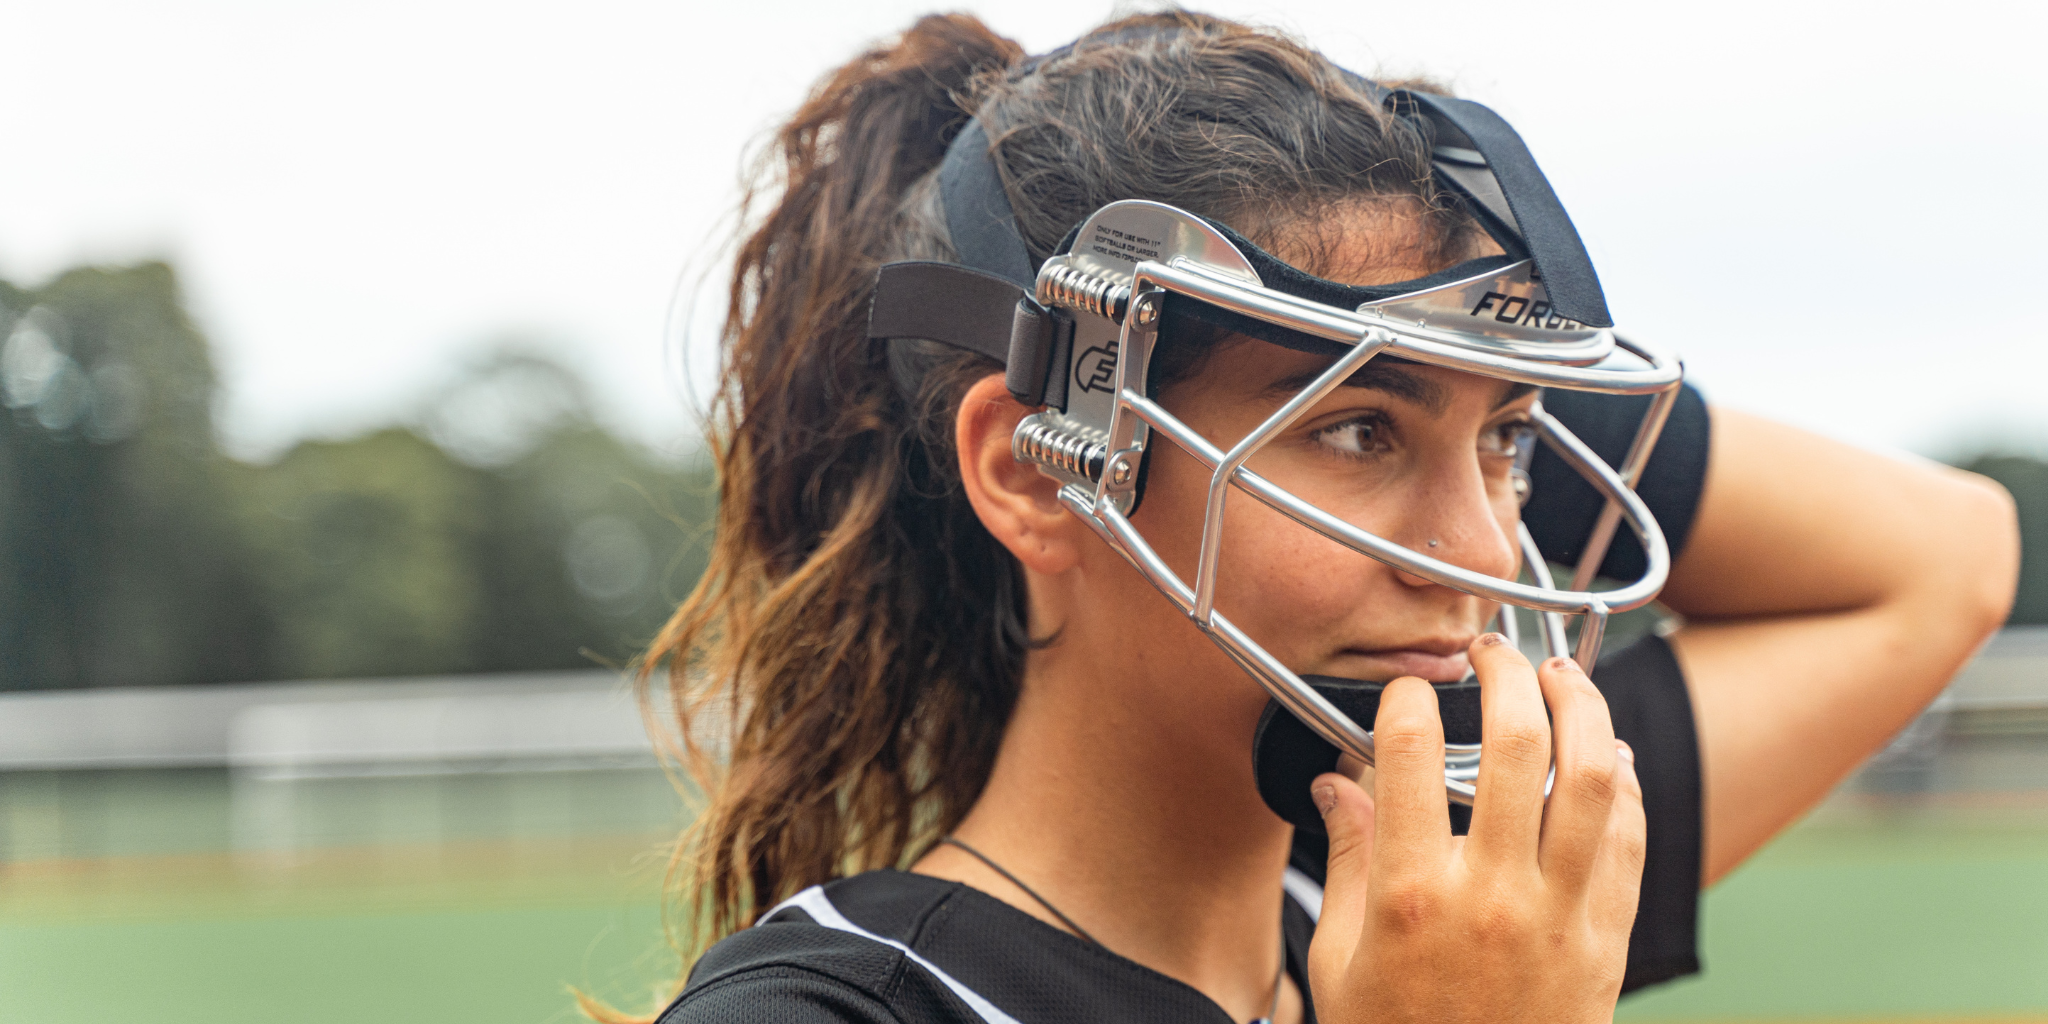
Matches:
[1482,421,1534,458]
[1312,416,1390,457]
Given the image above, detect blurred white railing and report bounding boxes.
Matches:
[0,670,653,776]
[1,628,2044,782]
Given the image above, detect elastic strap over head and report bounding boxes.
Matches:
[885,32,1615,405]
[1336,70,1610,328]
[934,21,1187,288]
[938,119,1035,289]
[1394,90,1611,328]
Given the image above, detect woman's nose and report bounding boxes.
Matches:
[1390,460,1518,589]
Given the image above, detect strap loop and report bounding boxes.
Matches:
[1004,298,1071,408]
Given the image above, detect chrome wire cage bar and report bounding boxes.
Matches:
[1124,392,1667,620]
[1025,252,1683,804]
[1517,521,1574,658]
[1151,260,1679,393]
[1121,258,1681,620]
[1569,382,1681,592]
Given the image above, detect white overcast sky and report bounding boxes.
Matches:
[5,0,2044,462]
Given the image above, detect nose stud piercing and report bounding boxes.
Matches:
[1428,538,1440,548]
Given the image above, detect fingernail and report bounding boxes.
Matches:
[1547,656,1581,672]
[1313,784,1338,816]
[1615,740,1635,764]
[1477,633,1506,647]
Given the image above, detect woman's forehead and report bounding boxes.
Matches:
[1256,198,1507,288]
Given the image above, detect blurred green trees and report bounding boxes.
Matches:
[0,262,710,690]
[3,260,2045,690]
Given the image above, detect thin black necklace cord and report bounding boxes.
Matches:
[936,835,1286,1023]
[937,835,1101,945]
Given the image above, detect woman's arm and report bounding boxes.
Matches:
[1658,408,2020,884]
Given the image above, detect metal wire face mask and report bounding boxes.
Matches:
[1023,199,1680,805]
[865,78,1685,805]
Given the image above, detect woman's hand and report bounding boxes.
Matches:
[1307,634,1645,1024]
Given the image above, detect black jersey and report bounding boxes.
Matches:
[659,385,1712,1023]
[668,871,1319,1024]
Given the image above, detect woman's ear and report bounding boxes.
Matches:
[956,374,1084,575]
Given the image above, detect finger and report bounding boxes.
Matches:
[1368,676,1452,873]
[1466,633,1551,864]
[1536,655,1621,895]
[1307,772,1375,973]
[1586,740,1647,935]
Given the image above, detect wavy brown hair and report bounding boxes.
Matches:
[597,10,1478,1019]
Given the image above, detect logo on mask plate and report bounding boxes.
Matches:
[1074,344,1119,394]
[1469,292,1584,331]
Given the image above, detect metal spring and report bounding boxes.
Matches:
[1037,262,1130,322]
[1013,416,1107,482]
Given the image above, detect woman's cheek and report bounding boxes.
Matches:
[1217,500,1378,651]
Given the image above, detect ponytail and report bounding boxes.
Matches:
[608,15,1029,1015]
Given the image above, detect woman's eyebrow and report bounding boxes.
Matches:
[1262,366,1537,414]
[1263,363,1448,412]
[1497,382,1538,409]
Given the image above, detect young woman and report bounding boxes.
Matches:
[613,12,2018,1023]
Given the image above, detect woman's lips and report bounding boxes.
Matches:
[1341,648,1473,683]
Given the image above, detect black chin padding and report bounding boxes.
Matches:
[1253,675,1483,837]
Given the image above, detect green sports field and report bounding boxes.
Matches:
[4,768,2047,1023]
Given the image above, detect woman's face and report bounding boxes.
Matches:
[1111,211,1532,703]
[1133,343,1535,686]
[1023,210,1531,761]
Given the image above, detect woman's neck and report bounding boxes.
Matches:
[913,643,1300,1021]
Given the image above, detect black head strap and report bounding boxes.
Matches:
[1394,90,1611,328]
[866,261,1073,408]
[937,119,1036,289]
[878,41,1615,405]
[1337,71,1609,328]
[934,22,1184,288]
[930,113,1071,406]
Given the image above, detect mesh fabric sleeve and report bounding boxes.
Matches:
[1593,633,1704,993]
[658,909,989,1024]
[661,967,904,1024]
[1527,382,1711,580]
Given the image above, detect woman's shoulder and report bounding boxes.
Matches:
[659,960,902,1024]
[657,871,971,1024]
